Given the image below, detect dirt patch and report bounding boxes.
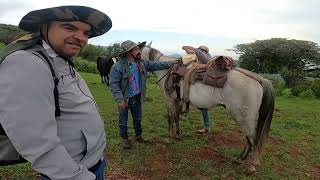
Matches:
[142,142,175,178]
[208,129,245,149]
[306,166,320,178]
[267,136,284,145]
[186,148,229,164]
[144,158,169,178]
[106,168,148,180]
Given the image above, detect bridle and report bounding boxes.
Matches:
[145,46,169,83]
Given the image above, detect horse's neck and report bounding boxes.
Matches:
[153,54,174,88]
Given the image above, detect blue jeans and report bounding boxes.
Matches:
[118,95,142,139]
[40,159,106,180]
[93,159,106,180]
[199,108,210,130]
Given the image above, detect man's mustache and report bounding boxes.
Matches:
[65,38,84,48]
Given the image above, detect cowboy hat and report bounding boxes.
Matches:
[198,45,209,53]
[118,40,146,55]
[18,5,112,38]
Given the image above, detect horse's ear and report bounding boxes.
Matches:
[147,41,152,47]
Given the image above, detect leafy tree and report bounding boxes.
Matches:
[0,42,5,49]
[78,42,121,62]
[78,44,101,61]
[233,38,320,86]
[0,24,27,44]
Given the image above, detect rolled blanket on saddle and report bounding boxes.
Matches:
[201,55,235,87]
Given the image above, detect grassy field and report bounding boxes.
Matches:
[0,72,319,179]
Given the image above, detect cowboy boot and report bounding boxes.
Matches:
[122,138,131,149]
[135,135,145,143]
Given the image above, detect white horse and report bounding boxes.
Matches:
[141,45,275,172]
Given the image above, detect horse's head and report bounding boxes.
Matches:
[141,42,163,62]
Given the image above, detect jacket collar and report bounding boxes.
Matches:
[41,40,59,58]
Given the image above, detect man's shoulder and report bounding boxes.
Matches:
[2,49,49,72]
[110,59,125,71]
[4,49,41,61]
[194,48,205,55]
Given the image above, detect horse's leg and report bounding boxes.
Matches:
[104,75,107,84]
[240,136,252,160]
[106,74,110,86]
[227,105,259,172]
[167,114,174,138]
[99,73,104,83]
[165,97,178,139]
[174,102,180,139]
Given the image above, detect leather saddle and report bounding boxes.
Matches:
[165,56,235,113]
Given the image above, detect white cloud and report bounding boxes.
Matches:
[1,0,320,54]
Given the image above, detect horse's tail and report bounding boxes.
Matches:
[254,78,275,154]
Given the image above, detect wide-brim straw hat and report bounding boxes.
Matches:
[19,5,112,38]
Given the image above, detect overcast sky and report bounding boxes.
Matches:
[1,0,319,58]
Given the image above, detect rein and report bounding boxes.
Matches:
[157,65,172,83]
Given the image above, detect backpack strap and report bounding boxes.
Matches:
[0,33,41,63]
[0,36,61,137]
[31,50,61,117]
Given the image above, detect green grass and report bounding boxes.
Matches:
[0,42,5,49]
[1,72,320,179]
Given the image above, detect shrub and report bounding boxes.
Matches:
[280,67,306,88]
[298,89,315,98]
[262,73,285,83]
[74,58,98,74]
[0,42,5,49]
[282,88,293,98]
[311,79,320,98]
[272,80,286,96]
[291,80,313,96]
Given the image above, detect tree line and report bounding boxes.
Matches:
[0,23,122,61]
[1,23,320,97]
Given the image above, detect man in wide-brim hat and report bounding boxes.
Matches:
[0,6,111,180]
[109,40,178,149]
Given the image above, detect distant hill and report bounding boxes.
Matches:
[169,53,182,58]
[0,23,27,44]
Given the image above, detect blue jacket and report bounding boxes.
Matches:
[109,57,171,102]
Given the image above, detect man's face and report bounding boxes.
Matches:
[46,21,91,58]
[201,49,208,54]
[130,46,142,60]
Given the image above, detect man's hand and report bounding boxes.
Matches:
[118,100,127,110]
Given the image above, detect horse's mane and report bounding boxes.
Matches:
[234,67,266,84]
[143,46,177,62]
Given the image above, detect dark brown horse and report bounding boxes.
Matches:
[96,56,115,85]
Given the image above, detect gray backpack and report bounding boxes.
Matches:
[0,34,60,166]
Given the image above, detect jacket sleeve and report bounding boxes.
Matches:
[144,59,171,71]
[109,63,125,102]
[194,48,211,64]
[0,52,95,180]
